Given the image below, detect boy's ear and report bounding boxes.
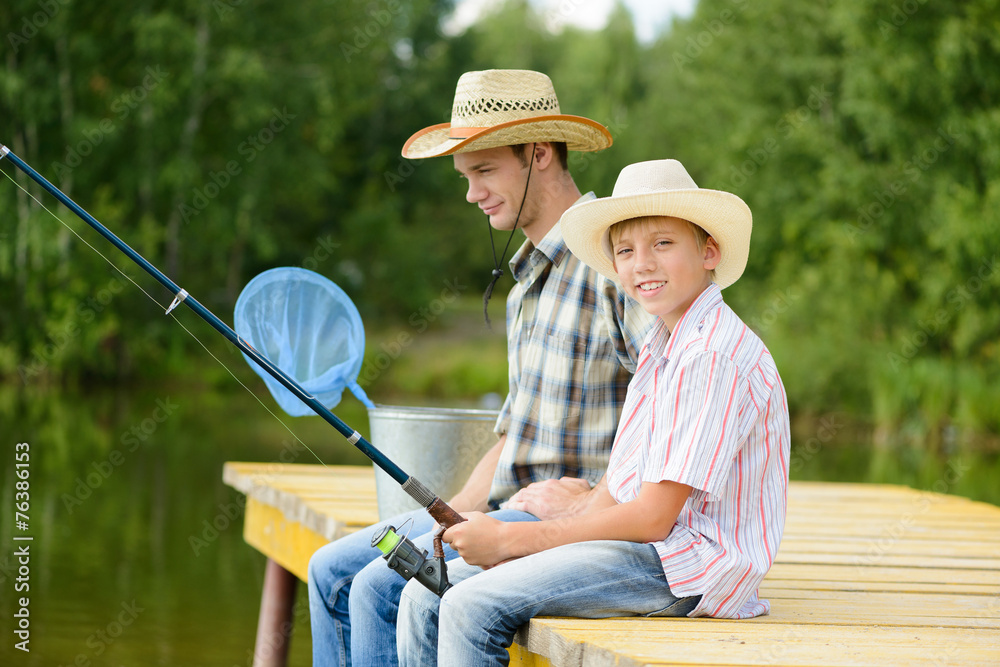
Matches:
[704,237,722,271]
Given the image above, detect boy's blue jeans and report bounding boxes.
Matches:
[307,507,538,667]
[397,540,701,667]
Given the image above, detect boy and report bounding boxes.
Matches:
[396,159,791,666]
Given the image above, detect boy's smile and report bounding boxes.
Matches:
[612,216,721,332]
[637,280,666,294]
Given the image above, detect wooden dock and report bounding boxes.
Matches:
[223,462,1000,666]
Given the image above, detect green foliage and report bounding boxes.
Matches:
[2,0,999,442]
[623,0,1000,443]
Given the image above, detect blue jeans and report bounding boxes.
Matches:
[307,508,537,667]
[397,540,702,667]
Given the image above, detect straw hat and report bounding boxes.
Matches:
[561,160,752,289]
[401,69,612,159]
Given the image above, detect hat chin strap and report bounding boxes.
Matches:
[482,143,536,329]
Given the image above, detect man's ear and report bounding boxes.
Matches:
[532,142,556,169]
[704,237,722,271]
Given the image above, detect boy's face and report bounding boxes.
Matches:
[611,216,721,331]
[453,146,541,236]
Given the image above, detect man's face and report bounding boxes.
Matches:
[453,146,538,233]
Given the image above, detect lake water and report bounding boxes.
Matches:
[1,382,997,666]
[0,381,374,667]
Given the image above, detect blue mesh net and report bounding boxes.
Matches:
[233,267,375,416]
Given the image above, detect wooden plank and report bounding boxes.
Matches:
[781,527,1000,544]
[740,599,1000,629]
[520,618,1000,667]
[757,588,1000,614]
[777,536,1000,558]
[785,496,1000,511]
[223,462,374,495]
[755,578,998,595]
[786,500,1000,514]
[785,508,1000,523]
[774,551,1000,569]
[765,562,1000,585]
[784,515,1000,530]
[784,521,1000,533]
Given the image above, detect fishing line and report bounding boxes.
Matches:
[0,166,328,468]
[481,143,537,329]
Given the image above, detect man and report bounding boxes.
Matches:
[308,69,656,667]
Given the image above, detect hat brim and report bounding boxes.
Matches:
[401,114,612,159]
[560,190,752,289]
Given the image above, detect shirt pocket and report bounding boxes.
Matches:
[536,331,583,427]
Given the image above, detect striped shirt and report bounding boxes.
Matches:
[607,284,790,619]
[490,194,657,506]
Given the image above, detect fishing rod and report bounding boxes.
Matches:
[1,143,459,596]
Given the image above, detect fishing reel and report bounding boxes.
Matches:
[372,524,452,597]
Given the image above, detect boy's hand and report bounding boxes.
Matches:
[504,477,596,519]
[441,512,512,568]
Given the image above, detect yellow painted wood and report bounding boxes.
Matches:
[507,640,553,666]
[243,497,334,582]
[228,463,380,580]
[224,463,1000,666]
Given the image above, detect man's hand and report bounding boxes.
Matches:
[441,512,512,568]
[503,476,598,519]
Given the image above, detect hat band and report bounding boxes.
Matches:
[448,126,486,139]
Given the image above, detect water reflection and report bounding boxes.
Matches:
[790,420,1000,507]
[0,382,371,666]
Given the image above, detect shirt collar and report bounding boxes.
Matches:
[509,192,596,278]
[647,283,725,359]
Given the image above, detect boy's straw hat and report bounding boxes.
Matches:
[561,159,752,289]
[402,69,612,159]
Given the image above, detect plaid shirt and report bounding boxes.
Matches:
[490,194,656,506]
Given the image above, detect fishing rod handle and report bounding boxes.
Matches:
[401,475,466,529]
[427,497,465,530]
[427,499,463,559]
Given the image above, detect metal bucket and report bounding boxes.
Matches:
[367,404,500,520]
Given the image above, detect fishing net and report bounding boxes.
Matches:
[234,267,374,416]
